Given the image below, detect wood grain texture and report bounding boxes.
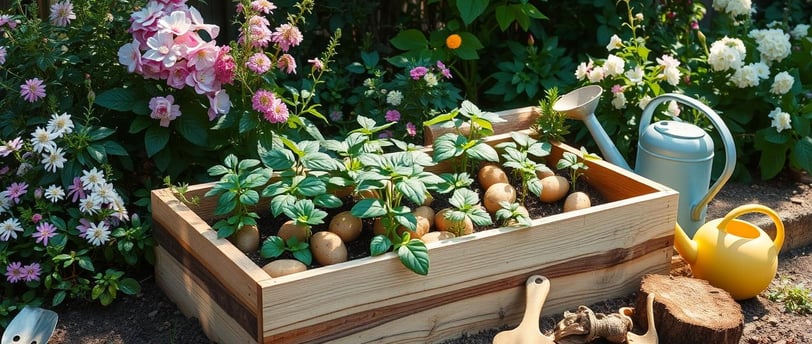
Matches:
[152,134,679,344]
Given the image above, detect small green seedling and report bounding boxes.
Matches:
[424,100,505,174]
[260,236,313,266]
[440,189,493,237]
[497,131,552,205]
[768,278,812,315]
[556,147,601,191]
[533,87,570,143]
[495,201,532,227]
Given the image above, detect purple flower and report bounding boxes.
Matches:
[385,110,401,122]
[5,261,22,283]
[436,61,452,79]
[20,78,46,102]
[31,213,42,223]
[410,66,428,80]
[33,222,57,246]
[76,218,92,238]
[67,177,85,202]
[6,182,28,203]
[406,122,417,137]
[0,137,23,157]
[49,1,76,27]
[22,263,41,282]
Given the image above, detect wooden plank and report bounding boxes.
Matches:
[156,247,257,344]
[151,188,269,316]
[324,249,671,344]
[153,221,259,338]
[422,106,540,144]
[258,191,676,342]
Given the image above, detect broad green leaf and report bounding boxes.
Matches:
[495,5,515,31]
[292,249,312,266]
[396,177,427,205]
[144,125,170,158]
[396,212,417,231]
[207,165,229,177]
[390,29,428,51]
[52,291,66,307]
[176,115,209,147]
[86,143,106,163]
[370,235,392,256]
[260,149,295,170]
[129,116,151,134]
[466,142,500,162]
[397,240,430,275]
[77,256,95,272]
[792,137,812,172]
[302,152,341,171]
[239,190,260,206]
[102,141,128,156]
[759,145,787,180]
[314,194,342,208]
[528,178,542,197]
[433,133,465,162]
[457,0,488,25]
[260,236,285,258]
[270,194,296,217]
[351,199,388,218]
[468,207,494,226]
[118,278,141,295]
[95,88,138,112]
[295,176,327,197]
[214,192,237,216]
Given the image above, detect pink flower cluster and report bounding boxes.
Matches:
[118,0,234,120]
[5,261,40,283]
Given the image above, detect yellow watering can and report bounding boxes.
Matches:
[674,204,784,300]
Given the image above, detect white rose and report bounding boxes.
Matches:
[587,66,605,83]
[624,66,644,84]
[770,71,794,95]
[749,29,791,64]
[386,90,403,106]
[604,55,625,76]
[665,100,680,118]
[611,92,627,109]
[768,107,792,133]
[730,64,761,88]
[791,24,810,40]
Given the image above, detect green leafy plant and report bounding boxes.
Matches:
[494,201,532,227]
[350,144,443,275]
[556,147,601,190]
[91,269,141,306]
[424,100,505,174]
[533,87,570,143]
[496,131,552,204]
[440,189,493,236]
[260,235,312,266]
[205,154,272,239]
[767,278,812,315]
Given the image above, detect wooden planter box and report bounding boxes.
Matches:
[151,107,678,344]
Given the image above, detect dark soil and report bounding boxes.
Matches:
[40,171,812,343]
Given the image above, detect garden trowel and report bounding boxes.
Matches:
[2,306,58,344]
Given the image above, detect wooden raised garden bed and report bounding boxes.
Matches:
[151,106,678,343]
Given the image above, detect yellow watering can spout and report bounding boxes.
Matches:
[673,222,698,264]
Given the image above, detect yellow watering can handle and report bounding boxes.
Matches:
[719,204,785,253]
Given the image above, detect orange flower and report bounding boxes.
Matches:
[445,34,462,49]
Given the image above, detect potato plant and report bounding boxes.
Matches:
[205,154,272,240]
[496,131,552,205]
[424,100,505,175]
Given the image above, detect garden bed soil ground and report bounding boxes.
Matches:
[42,171,812,343]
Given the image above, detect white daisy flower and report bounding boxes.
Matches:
[30,127,58,154]
[78,195,102,215]
[80,167,107,191]
[41,147,67,173]
[91,182,118,204]
[85,221,111,246]
[46,112,74,136]
[0,217,23,241]
[44,185,66,203]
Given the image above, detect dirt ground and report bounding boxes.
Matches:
[37,171,812,343]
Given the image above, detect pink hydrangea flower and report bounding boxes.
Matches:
[410,66,428,80]
[385,110,401,122]
[277,54,296,74]
[149,95,182,127]
[246,53,272,74]
[20,78,46,102]
[271,24,303,52]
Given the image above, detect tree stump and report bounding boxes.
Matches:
[631,274,743,344]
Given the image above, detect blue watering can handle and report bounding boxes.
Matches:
[639,93,737,221]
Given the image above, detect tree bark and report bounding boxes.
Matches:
[632,274,743,344]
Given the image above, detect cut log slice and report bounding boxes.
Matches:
[632,274,743,344]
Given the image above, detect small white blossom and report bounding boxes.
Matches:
[423,73,438,88]
[769,107,792,133]
[770,71,794,95]
[30,127,58,154]
[16,163,32,176]
[80,167,107,191]
[624,65,644,84]
[657,55,681,86]
[574,60,593,81]
[386,90,403,106]
[46,112,74,136]
[713,0,753,18]
[665,100,681,118]
[41,147,67,173]
[638,95,653,110]
[606,34,623,51]
[85,221,111,246]
[91,182,118,204]
[0,217,23,241]
[587,66,605,83]
[79,195,102,215]
[791,24,810,40]
[730,63,768,88]
[611,92,627,109]
[44,185,66,203]
[604,55,625,76]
